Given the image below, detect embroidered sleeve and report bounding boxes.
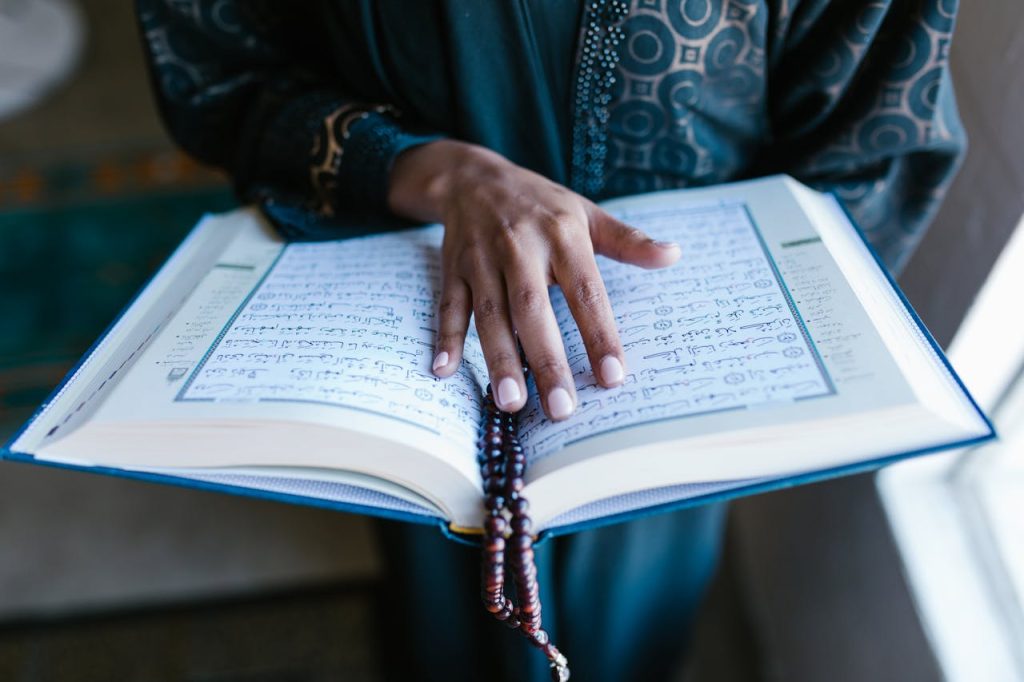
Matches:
[308,103,441,218]
[765,0,966,272]
[136,0,441,228]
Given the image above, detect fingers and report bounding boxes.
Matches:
[551,247,626,389]
[505,264,577,421]
[589,207,681,269]
[433,181,663,422]
[471,271,529,413]
[432,274,471,377]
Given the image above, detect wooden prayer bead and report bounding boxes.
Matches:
[478,380,569,680]
[510,533,531,550]
[484,514,507,535]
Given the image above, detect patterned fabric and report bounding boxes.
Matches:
[137,1,964,272]
[602,1,770,194]
[136,1,439,218]
[601,0,964,270]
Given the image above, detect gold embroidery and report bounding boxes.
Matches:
[310,103,397,216]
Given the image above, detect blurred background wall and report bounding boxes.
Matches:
[1,1,1021,681]
[900,0,1024,345]
[0,0,379,620]
[729,1,1024,679]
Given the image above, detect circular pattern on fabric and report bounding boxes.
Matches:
[652,138,698,176]
[667,0,722,40]
[847,1,887,44]
[890,22,933,81]
[922,0,957,32]
[209,0,242,33]
[830,177,875,203]
[619,15,677,75]
[705,26,746,74]
[857,115,919,154]
[813,41,855,87]
[657,69,703,117]
[909,66,943,119]
[159,64,199,101]
[609,100,666,144]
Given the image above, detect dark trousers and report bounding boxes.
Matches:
[376,502,727,682]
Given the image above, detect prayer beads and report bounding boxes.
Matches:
[478,382,569,682]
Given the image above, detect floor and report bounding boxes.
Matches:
[0,583,383,682]
[0,528,757,682]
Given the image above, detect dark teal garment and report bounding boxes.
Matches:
[137,2,966,680]
[376,504,727,682]
[137,0,965,271]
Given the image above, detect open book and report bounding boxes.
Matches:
[3,176,993,539]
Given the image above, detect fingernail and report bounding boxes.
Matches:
[547,387,575,420]
[600,355,625,386]
[653,240,680,250]
[432,351,449,372]
[496,377,522,409]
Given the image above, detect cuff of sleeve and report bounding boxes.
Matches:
[248,88,344,195]
[336,110,444,211]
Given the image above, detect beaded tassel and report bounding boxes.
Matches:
[479,6,630,677]
[479,378,569,682]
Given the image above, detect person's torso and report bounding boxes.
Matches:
[298,0,775,198]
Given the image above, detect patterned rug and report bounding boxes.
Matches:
[0,150,235,435]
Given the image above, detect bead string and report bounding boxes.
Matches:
[479,374,569,682]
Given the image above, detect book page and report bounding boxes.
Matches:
[518,202,834,461]
[175,225,487,445]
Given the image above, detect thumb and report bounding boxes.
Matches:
[588,207,681,269]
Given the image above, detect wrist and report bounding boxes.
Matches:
[387,140,505,222]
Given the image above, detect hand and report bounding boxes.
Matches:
[387,140,680,420]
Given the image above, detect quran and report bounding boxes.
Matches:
[2,175,993,539]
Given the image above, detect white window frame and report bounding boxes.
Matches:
[879,216,1024,682]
